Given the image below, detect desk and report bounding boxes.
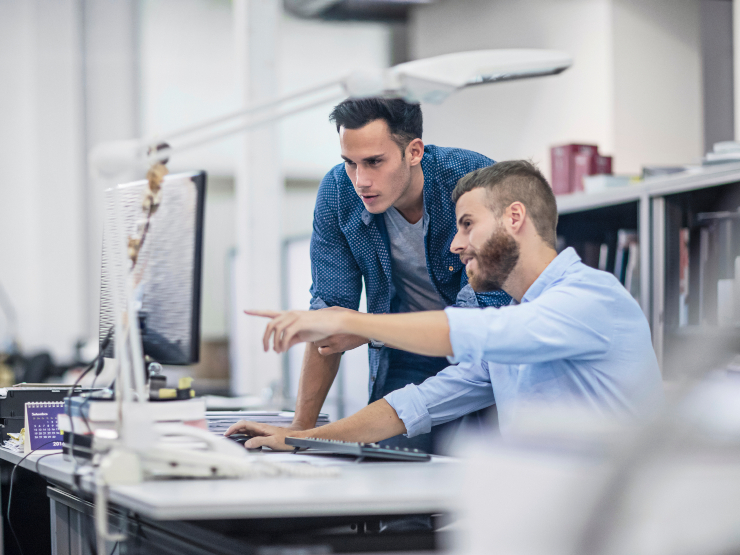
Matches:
[0,447,458,554]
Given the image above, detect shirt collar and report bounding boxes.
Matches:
[520,247,581,303]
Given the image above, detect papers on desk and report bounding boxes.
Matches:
[206,411,330,435]
[3,431,23,453]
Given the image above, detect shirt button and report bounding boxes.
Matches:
[448,266,454,271]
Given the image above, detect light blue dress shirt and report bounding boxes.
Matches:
[385,247,664,436]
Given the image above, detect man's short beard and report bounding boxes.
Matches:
[467,227,520,292]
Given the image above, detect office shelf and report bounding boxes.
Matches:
[557,187,644,215]
[555,162,740,378]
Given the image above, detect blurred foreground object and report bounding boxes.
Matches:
[456,374,740,555]
[284,0,436,22]
[90,49,572,179]
[283,0,437,22]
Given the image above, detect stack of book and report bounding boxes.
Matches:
[59,396,207,434]
[679,210,740,328]
[550,143,613,195]
[205,411,330,435]
[565,230,639,303]
[703,141,740,165]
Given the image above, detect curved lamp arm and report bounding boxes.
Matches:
[89,48,572,178]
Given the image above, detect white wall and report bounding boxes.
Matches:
[612,0,703,172]
[140,0,240,176]
[140,0,389,179]
[410,0,614,176]
[278,17,390,179]
[0,0,87,361]
[83,0,141,340]
[410,0,704,176]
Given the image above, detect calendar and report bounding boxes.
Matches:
[24,401,65,453]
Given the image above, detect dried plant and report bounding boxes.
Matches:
[128,157,169,268]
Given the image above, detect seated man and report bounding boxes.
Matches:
[229,160,664,448]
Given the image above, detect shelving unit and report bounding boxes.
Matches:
[556,161,740,378]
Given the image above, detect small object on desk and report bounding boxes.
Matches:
[285,437,431,462]
[24,401,65,453]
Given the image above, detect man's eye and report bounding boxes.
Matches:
[368,160,380,166]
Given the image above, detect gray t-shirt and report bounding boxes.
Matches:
[384,206,446,313]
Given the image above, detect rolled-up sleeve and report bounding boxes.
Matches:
[385,361,495,437]
[444,283,612,365]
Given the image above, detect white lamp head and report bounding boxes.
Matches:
[346,49,573,104]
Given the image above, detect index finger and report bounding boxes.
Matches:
[244,309,283,319]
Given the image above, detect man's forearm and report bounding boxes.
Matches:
[292,343,341,429]
[296,399,406,444]
[342,311,453,357]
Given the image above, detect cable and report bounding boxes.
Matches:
[34,451,61,474]
[5,331,111,554]
[7,441,54,555]
[65,328,114,481]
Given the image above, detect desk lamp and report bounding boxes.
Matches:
[91,49,572,176]
[87,48,572,549]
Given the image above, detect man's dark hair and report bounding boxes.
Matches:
[452,160,559,248]
[329,98,423,152]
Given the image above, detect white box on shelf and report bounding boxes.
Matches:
[583,175,633,195]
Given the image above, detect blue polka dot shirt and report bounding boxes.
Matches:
[309,145,512,395]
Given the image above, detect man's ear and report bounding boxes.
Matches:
[406,138,424,166]
[506,202,526,233]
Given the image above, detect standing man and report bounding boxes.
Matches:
[288,98,509,454]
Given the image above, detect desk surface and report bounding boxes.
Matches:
[0,447,460,520]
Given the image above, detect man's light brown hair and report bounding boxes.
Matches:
[452,160,558,248]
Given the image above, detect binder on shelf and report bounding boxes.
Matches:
[613,229,638,286]
[692,210,740,327]
[550,144,613,194]
[624,242,640,302]
[550,144,598,195]
[678,228,690,327]
[598,244,609,272]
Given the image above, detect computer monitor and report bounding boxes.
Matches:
[99,171,206,366]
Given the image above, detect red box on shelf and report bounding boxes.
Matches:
[596,154,612,175]
[573,151,596,193]
[550,144,598,195]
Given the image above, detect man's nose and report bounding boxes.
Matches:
[355,165,371,188]
[450,230,465,253]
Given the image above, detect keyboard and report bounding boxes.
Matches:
[284,437,431,462]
